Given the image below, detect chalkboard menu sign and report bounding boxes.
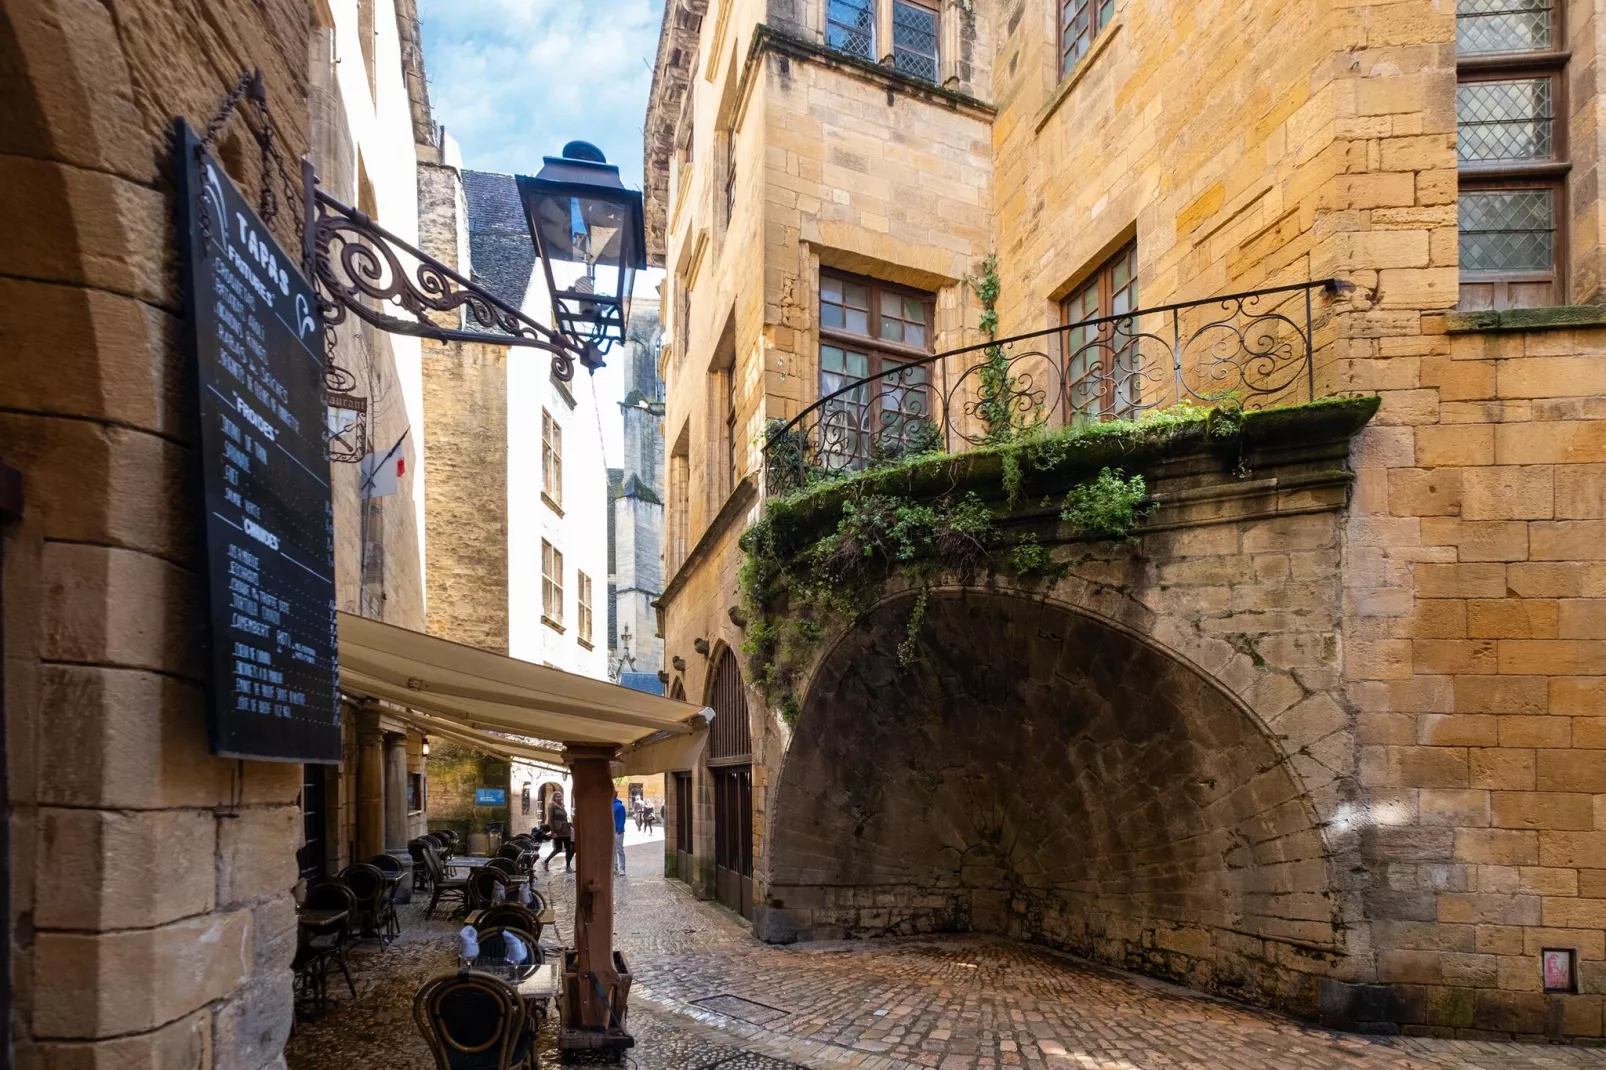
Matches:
[175,119,341,763]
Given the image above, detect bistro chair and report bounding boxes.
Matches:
[426,832,453,861]
[341,863,398,946]
[368,854,406,939]
[484,857,520,878]
[408,838,433,891]
[414,970,534,1070]
[423,846,470,920]
[474,904,544,946]
[437,829,460,855]
[293,882,357,1019]
[469,925,542,971]
[468,867,509,911]
[496,843,533,875]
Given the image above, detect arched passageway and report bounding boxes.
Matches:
[767,590,1339,1012]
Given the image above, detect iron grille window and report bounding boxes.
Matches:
[542,539,564,627]
[1456,0,1568,309]
[1061,240,1139,420]
[818,271,934,470]
[827,0,875,59]
[542,409,563,507]
[892,0,939,82]
[577,571,593,645]
[1061,0,1115,76]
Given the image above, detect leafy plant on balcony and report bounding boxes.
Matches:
[1061,467,1153,541]
[968,255,1019,444]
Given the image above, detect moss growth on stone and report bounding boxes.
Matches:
[745,395,1380,724]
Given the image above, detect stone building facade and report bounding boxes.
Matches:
[609,299,669,689]
[1,0,435,1063]
[646,0,1606,1040]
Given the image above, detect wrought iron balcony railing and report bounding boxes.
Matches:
[763,280,1342,494]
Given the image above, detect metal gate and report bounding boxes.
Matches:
[707,649,753,919]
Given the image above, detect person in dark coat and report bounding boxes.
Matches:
[542,794,574,873]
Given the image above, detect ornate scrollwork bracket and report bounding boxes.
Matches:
[301,160,591,384]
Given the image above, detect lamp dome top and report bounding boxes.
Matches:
[562,141,607,164]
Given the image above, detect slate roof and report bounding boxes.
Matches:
[619,672,665,697]
[461,170,536,315]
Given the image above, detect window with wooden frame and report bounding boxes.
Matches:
[1061,0,1115,76]
[541,540,564,628]
[1060,240,1139,420]
[541,409,563,509]
[818,271,935,470]
[577,571,594,647]
[1456,0,1569,310]
[892,0,939,82]
[826,0,875,60]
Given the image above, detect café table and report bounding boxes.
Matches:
[297,908,349,930]
[470,960,560,1018]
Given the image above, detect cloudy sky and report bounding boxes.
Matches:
[418,0,667,465]
[417,0,665,187]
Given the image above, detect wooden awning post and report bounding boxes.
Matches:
[565,743,624,1034]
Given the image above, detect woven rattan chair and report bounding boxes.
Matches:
[423,845,469,920]
[469,926,542,970]
[367,854,405,942]
[474,905,544,947]
[408,839,433,891]
[293,883,357,1019]
[484,857,519,878]
[413,970,534,1070]
[467,867,509,911]
[340,863,395,946]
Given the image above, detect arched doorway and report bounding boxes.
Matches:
[707,647,754,919]
[767,590,1337,1012]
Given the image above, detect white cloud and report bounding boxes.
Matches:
[418,0,664,188]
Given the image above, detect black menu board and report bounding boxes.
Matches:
[175,119,341,763]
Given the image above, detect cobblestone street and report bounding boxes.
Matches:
[284,843,1606,1069]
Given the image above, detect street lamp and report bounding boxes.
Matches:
[517,142,647,373]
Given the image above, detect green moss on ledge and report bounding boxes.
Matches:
[743,395,1380,725]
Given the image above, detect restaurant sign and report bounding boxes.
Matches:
[475,789,507,806]
[175,118,341,763]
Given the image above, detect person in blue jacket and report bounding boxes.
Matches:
[612,790,628,876]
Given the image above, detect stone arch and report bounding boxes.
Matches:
[765,587,1343,1015]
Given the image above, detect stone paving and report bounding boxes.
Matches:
[286,843,1606,1069]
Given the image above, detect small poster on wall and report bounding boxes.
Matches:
[475,788,507,806]
[1542,949,1576,993]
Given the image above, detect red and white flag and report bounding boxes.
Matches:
[360,431,409,499]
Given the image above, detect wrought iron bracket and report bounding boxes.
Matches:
[302,160,591,382]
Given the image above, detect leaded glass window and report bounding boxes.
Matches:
[1460,189,1555,274]
[1455,0,1566,309]
[892,0,939,83]
[1456,0,1552,55]
[1457,78,1554,163]
[1061,241,1139,420]
[827,0,874,60]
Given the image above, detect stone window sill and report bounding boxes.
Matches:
[1444,303,1606,333]
[578,637,594,651]
[542,615,565,634]
[1035,19,1123,134]
[542,492,564,517]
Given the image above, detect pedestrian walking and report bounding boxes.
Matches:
[612,790,628,875]
[542,794,573,873]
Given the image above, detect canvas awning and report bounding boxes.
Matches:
[337,613,705,763]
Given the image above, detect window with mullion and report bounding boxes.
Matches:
[1455,0,1568,310]
[818,272,934,470]
[826,0,875,60]
[1061,0,1115,77]
[892,0,939,83]
[1061,241,1139,420]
